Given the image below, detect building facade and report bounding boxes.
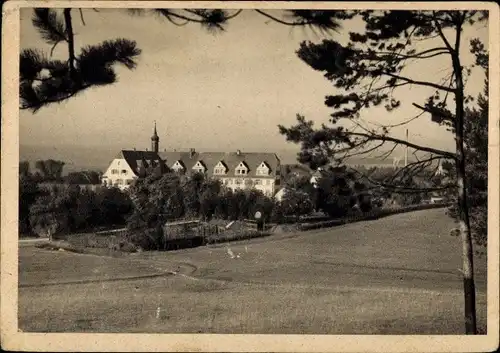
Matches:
[159,148,281,196]
[102,125,282,195]
[101,150,166,190]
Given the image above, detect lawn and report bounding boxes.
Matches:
[18,208,488,334]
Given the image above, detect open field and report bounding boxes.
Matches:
[18,208,487,334]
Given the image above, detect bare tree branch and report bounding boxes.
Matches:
[255,9,307,26]
[79,9,86,26]
[345,131,457,159]
[433,11,455,53]
[347,165,455,194]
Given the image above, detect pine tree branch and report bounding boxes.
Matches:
[32,9,68,45]
[20,84,91,111]
[382,71,455,93]
[412,103,454,120]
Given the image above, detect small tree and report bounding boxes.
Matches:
[199,188,219,221]
[181,172,205,217]
[314,166,356,218]
[281,189,314,222]
[94,187,133,227]
[19,175,42,236]
[29,190,69,239]
[34,159,66,182]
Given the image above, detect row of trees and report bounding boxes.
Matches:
[20,159,410,239]
[127,166,380,230]
[284,165,375,217]
[19,177,132,237]
[128,173,279,230]
[20,160,102,184]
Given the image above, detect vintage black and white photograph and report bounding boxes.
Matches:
[2,1,499,351]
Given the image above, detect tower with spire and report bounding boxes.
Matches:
[151,121,159,153]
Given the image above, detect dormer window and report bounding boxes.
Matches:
[192,161,206,174]
[256,162,270,176]
[213,161,227,175]
[171,160,185,173]
[235,161,249,175]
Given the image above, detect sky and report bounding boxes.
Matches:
[19,8,489,170]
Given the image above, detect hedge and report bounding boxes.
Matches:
[298,203,450,231]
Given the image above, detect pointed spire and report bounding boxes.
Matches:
[152,121,159,140]
[151,121,159,153]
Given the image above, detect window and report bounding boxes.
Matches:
[192,161,206,174]
[214,167,226,175]
[224,179,229,185]
[214,161,227,175]
[111,169,118,174]
[257,162,270,176]
[266,179,270,185]
[235,162,248,176]
[234,179,242,185]
[121,169,127,174]
[254,179,262,185]
[126,179,134,185]
[116,179,123,185]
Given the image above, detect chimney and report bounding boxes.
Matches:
[146,148,148,151]
[133,147,136,151]
[190,148,196,158]
[164,149,166,152]
[236,149,241,156]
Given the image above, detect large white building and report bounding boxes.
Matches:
[102,124,282,196]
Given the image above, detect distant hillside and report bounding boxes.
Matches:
[20,144,115,174]
[19,144,416,175]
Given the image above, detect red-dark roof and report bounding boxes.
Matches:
[158,151,281,178]
[118,150,165,176]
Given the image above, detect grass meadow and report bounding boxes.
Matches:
[18,208,487,334]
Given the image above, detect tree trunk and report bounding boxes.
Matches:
[453,49,477,334]
[63,9,77,80]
